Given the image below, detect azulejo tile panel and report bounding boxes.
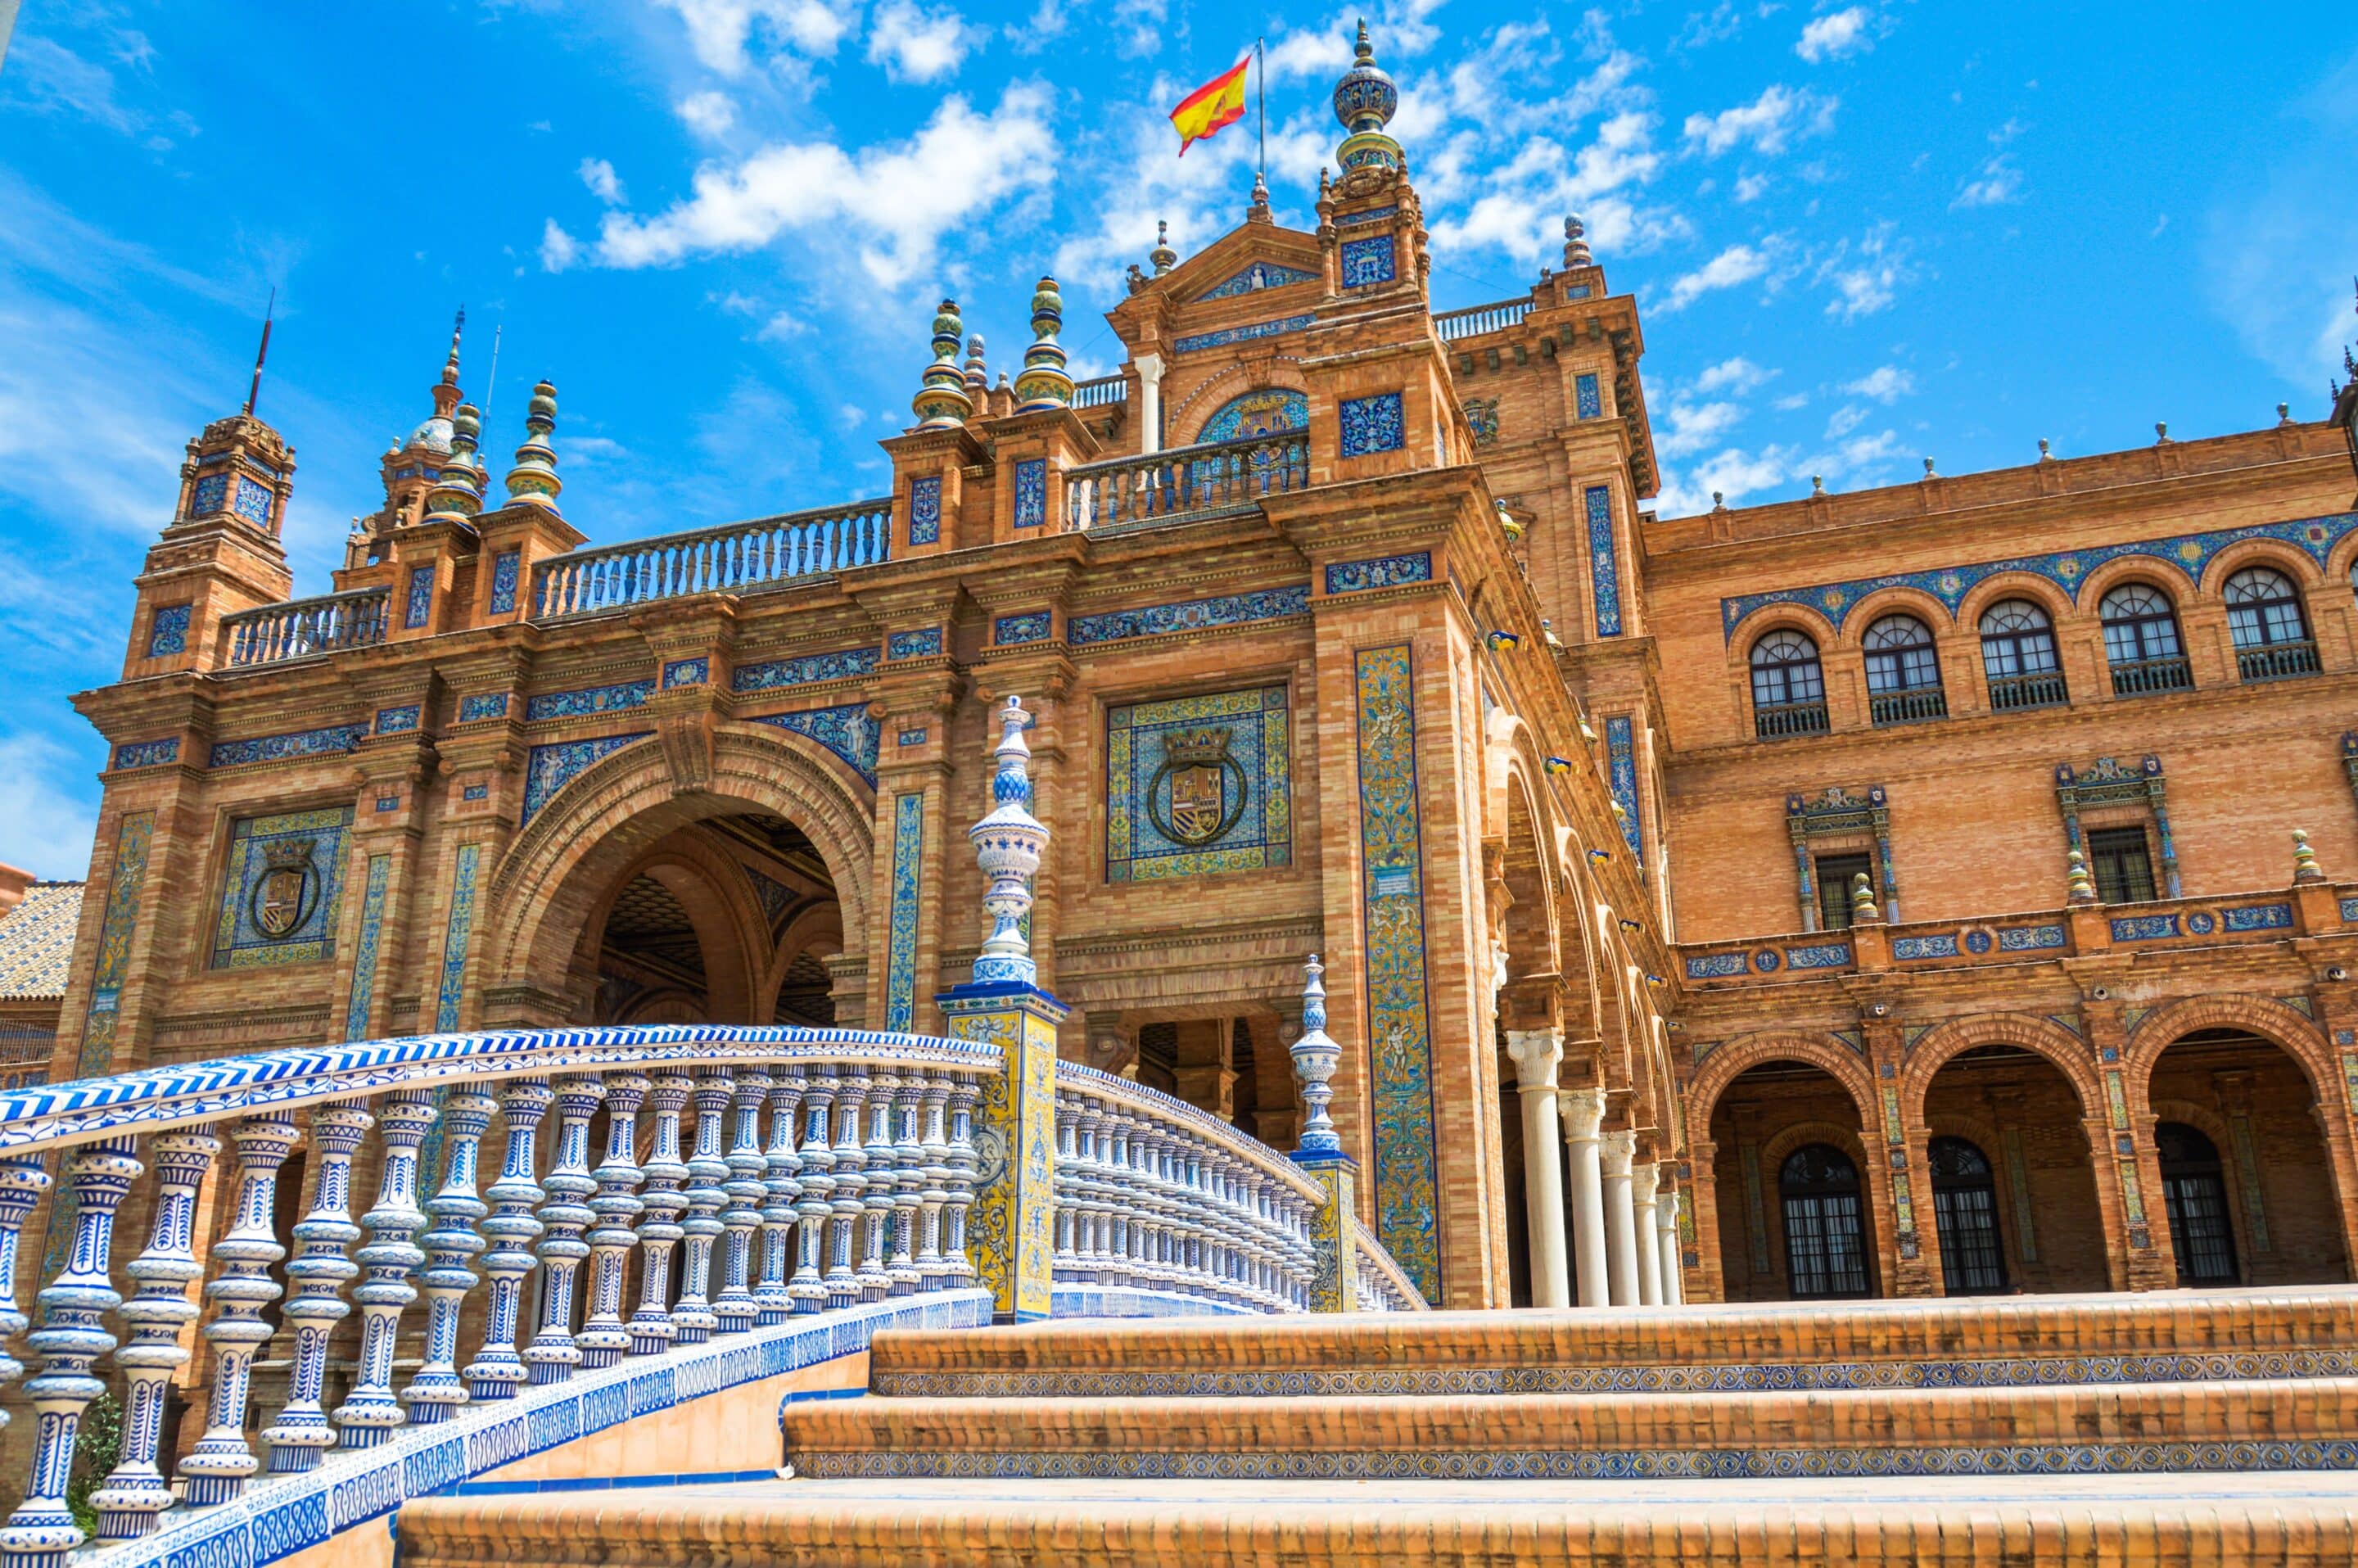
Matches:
[458,693,509,723]
[1893,933,1961,960]
[374,705,421,735]
[1013,459,1048,529]
[1353,644,1439,1303]
[210,725,364,769]
[1586,484,1622,636]
[434,844,481,1032]
[189,472,228,517]
[1339,234,1397,287]
[730,645,880,693]
[2225,901,2292,931]
[1106,685,1292,883]
[1171,314,1315,356]
[1605,716,1641,856]
[1198,388,1308,445]
[232,476,273,526]
[661,657,708,689]
[748,703,879,786]
[210,807,354,971]
[908,475,942,546]
[404,564,435,629]
[1999,923,2067,951]
[75,811,154,1078]
[1068,585,1309,646]
[897,728,927,747]
[526,680,653,722]
[1720,508,2358,639]
[1326,552,1431,594]
[1339,391,1405,457]
[1335,203,1397,226]
[1685,952,1746,980]
[111,738,179,770]
[994,611,1051,645]
[487,549,522,615]
[1462,398,1498,445]
[345,854,391,1041]
[1786,942,1854,970]
[522,734,653,824]
[884,793,924,1029]
[1196,261,1317,300]
[2111,913,2182,942]
[146,603,190,657]
[1576,373,1602,419]
[888,627,945,660]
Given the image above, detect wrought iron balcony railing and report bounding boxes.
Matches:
[1064,431,1310,533]
[219,587,391,669]
[2237,639,2321,683]
[2110,654,2194,697]
[1754,699,1831,739]
[1869,686,1949,727]
[531,498,893,620]
[1985,671,2069,712]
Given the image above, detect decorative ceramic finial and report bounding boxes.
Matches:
[2155,421,2171,444]
[2066,848,2097,904]
[1811,474,1826,495]
[2039,437,2053,461]
[1922,456,1937,478]
[1288,956,1344,1158]
[1332,19,1403,174]
[2278,402,2293,427]
[1150,220,1177,276]
[421,403,486,525]
[1013,275,1073,413]
[1563,214,1592,269]
[2294,829,2326,884]
[963,335,988,403]
[503,380,562,515]
[442,307,465,389]
[1850,872,1880,924]
[910,298,974,429]
[1249,172,1272,220]
[969,695,1048,988]
[1711,490,1726,511]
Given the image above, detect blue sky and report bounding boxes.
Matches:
[2,1,2353,877]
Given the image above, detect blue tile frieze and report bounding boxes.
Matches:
[1339,391,1405,456]
[883,793,924,1029]
[145,603,190,657]
[730,645,880,693]
[887,628,944,660]
[1012,459,1047,529]
[2110,913,2182,942]
[1576,373,1602,419]
[1684,952,1746,979]
[1605,716,1641,856]
[1171,315,1316,356]
[661,657,709,689]
[111,739,179,771]
[232,476,273,526]
[1335,204,1397,226]
[210,725,365,769]
[434,843,482,1031]
[344,853,391,1041]
[373,706,421,735]
[487,549,522,615]
[458,693,510,723]
[526,680,654,722]
[1068,585,1310,647]
[1785,942,1853,970]
[1999,923,2067,951]
[1196,261,1317,300]
[2224,902,2292,932]
[522,734,653,823]
[1587,484,1622,636]
[1339,235,1396,287]
[908,475,942,545]
[189,472,228,517]
[404,564,435,629]
[994,611,1051,645]
[1325,552,1431,594]
[748,703,880,786]
[1892,933,1961,960]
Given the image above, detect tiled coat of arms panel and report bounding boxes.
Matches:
[1105,685,1292,882]
[211,806,355,969]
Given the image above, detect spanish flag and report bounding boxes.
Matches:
[1170,55,1250,156]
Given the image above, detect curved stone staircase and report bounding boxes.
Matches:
[400,1288,2358,1566]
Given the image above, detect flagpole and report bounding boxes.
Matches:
[1256,37,1266,182]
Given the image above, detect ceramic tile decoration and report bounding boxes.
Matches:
[404,565,435,629]
[461,783,488,802]
[525,680,653,722]
[1068,585,1309,646]
[884,793,924,1029]
[486,549,522,614]
[888,628,944,660]
[73,811,153,1078]
[1999,924,2068,951]
[1338,391,1406,456]
[111,739,178,770]
[1354,644,1439,1302]
[1335,203,1397,226]
[730,645,880,693]
[1606,716,1642,856]
[458,693,509,722]
[1687,953,1747,979]
[1013,459,1047,529]
[145,603,190,657]
[1325,552,1431,594]
[1785,942,1854,969]
[521,734,653,823]
[210,807,354,970]
[1170,314,1316,355]
[190,472,228,516]
[1105,685,1292,883]
[434,844,481,1032]
[209,725,364,768]
[1894,933,1962,960]
[1720,508,2358,639]
[374,794,399,812]
[374,706,421,734]
[994,611,1051,645]
[660,657,708,689]
[344,854,391,1041]
[232,476,273,526]
[2225,902,2293,931]
[2112,914,2183,942]
[747,703,879,785]
[908,475,942,545]
[1576,373,1602,419]
[1196,261,1317,300]
[1587,484,1622,636]
[897,729,928,746]
[1197,388,1308,445]
[1339,235,1397,287]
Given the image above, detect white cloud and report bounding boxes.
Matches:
[539,218,582,272]
[1824,403,1868,437]
[1953,154,2023,208]
[571,84,1056,286]
[1659,242,1771,311]
[676,91,737,140]
[865,0,978,84]
[1263,27,1348,83]
[579,157,626,205]
[1732,171,1769,203]
[1656,400,1746,458]
[1843,364,1914,401]
[1683,84,1836,157]
[0,729,100,881]
[1695,356,1776,394]
[653,0,852,76]
[3,38,139,134]
[757,310,807,341]
[1796,7,1873,63]
[1814,224,1913,319]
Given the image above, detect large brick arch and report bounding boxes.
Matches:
[481,724,879,1021]
[1687,1032,1877,1130]
[1900,1013,2104,1126]
[2123,993,2338,1103]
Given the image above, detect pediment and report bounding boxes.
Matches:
[1160,224,1323,306]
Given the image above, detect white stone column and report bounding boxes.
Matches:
[1135,352,1164,454]
[1630,1161,1663,1306]
[1503,1031,1570,1309]
[1557,1088,1609,1308]
[1656,1189,1684,1306]
[1600,1130,1639,1307]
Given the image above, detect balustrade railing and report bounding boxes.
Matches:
[1433,298,1534,341]
[1064,431,1311,532]
[1071,375,1128,409]
[2237,639,2321,683]
[1351,1218,1427,1313]
[1753,698,1830,739]
[2110,654,2193,697]
[219,588,391,669]
[1868,686,1949,727]
[531,498,892,619]
[1985,671,2068,711]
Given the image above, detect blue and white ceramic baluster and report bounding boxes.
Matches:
[857,1072,897,1301]
[788,1070,835,1314]
[755,1071,804,1326]
[0,1155,52,1424]
[463,1078,550,1399]
[825,1072,868,1309]
[0,1136,141,1564]
[260,1102,370,1472]
[178,1116,299,1506]
[888,1076,924,1296]
[578,1073,647,1370]
[1051,1091,1081,1284]
[404,1089,495,1422]
[914,1074,951,1291]
[628,1073,692,1357]
[674,1070,733,1344]
[942,1074,980,1285]
[88,1132,217,1539]
[715,1068,770,1335]
[334,1089,436,1445]
[522,1075,602,1384]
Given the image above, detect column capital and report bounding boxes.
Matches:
[1600,1128,1635,1175]
[1629,1161,1660,1204]
[1556,1086,1605,1141]
[1656,1189,1679,1225]
[1503,1028,1564,1091]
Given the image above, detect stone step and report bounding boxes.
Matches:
[868,1290,2358,1398]
[397,1475,2358,1566]
[780,1379,2358,1479]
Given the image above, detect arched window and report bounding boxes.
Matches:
[2222,565,2319,680]
[1779,1144,1870,1298]
[2098,582,2191,696]
[1182,388,1311,506]
[1861,613,1946,725]
[1928,1136,2006,1295]
[1748,630,1827,739]
[2156,1122,2238,1285]
[1977,599,2066,710]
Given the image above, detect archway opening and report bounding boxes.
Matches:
[1705,1058,1878,1300]
[1921,1042,2108,1294]
[2148,1028,2350,1286]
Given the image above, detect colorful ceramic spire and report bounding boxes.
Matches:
[1332,20,1403,174]
[911,298,974,429]
[419,402,486,525]
[1563,215,1593,268]
[503,380,562,515]
[1012,275,1073,413]
[1150,220,1177,276]
[962,335,989,404]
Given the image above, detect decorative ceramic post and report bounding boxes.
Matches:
[90,1132,217,1538]
[857,1072,898,1301]
[935,694,1066,1322]
[579,1073,648,1368]
[405,1089,497,1420]
[521,1076,600,1383]
[824,1073,868,1310]
[888,1076,925,1295]
[261,1103,372,1472]
[756,1072,804,1325]
[789,1070,835,1314]
[180,1115,300,1505]
[716,1068,770,1334]
[675,1070,733,1343]
[630,1072,692,1354]
[915,1073,953,1290]
[463,1078,550,1399]
[335,1088,437,1443]
[0,1155,53,1423]
[1287,955,1359,1313]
